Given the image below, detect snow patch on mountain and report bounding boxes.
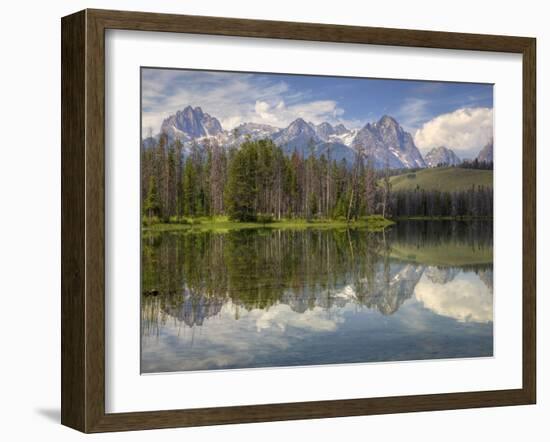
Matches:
[153,107,428,169]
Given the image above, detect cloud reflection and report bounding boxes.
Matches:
[414,271,493,323]
[255,303,344,333]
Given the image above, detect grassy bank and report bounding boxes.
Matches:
[388,167,493,192]
[142,215,394,233]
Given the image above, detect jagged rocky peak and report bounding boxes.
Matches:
[287,118,315,135]
[271,118,320,152]
[230,122,279,143]
[334,123,348,135]
[377,114,399,128]
[477,139,493,163]
[151,106,429,170]
[377,115,405,147]
[201,115,223,137]
[235,122,277,133]
[352,115,426,169]
[425,146,461,167]
[161,105,223,139]
[314,122,352,142]
[192,105,203,117]
[315,122,335,139]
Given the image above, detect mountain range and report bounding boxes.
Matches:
[476,140,493,163]
[145,105,489,169]
[424,146,461,167]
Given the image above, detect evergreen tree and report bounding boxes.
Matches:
[140,131,494,223]
[182,159,197,216]
[143,175,160,219]
[225,142,258,221]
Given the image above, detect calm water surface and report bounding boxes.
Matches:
[141,220,493,373]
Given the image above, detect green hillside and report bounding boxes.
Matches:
[389,243,493,266]
[388,167,493,192]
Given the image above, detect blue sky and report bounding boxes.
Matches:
[142,68,493,158]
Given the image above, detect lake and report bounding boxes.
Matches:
[141,220,493,373]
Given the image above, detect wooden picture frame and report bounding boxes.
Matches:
[61,8,536,433]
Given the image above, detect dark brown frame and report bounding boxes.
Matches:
[61,8,536,433]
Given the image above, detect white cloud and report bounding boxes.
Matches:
[414,107,493,156]
[141,69,356,136]
[141,70,292,135]
[414,271,493,323]
[249,99,345,128]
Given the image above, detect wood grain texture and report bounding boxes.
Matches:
[522,38,537,403]
[89,8,532,53]
[61,10,86,432]
[85,9,107,432]
[61,8,537,433]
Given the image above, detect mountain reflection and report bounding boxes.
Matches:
[141,220,493,372]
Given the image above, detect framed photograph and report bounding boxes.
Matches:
[61,9,536,433]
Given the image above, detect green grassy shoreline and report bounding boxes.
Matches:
[142,215,493,234]
[142,215,394,233]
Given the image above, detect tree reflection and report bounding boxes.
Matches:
[142,221,493,336]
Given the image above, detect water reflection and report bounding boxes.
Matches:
[141,221,493,373]
[415,269,493,323]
